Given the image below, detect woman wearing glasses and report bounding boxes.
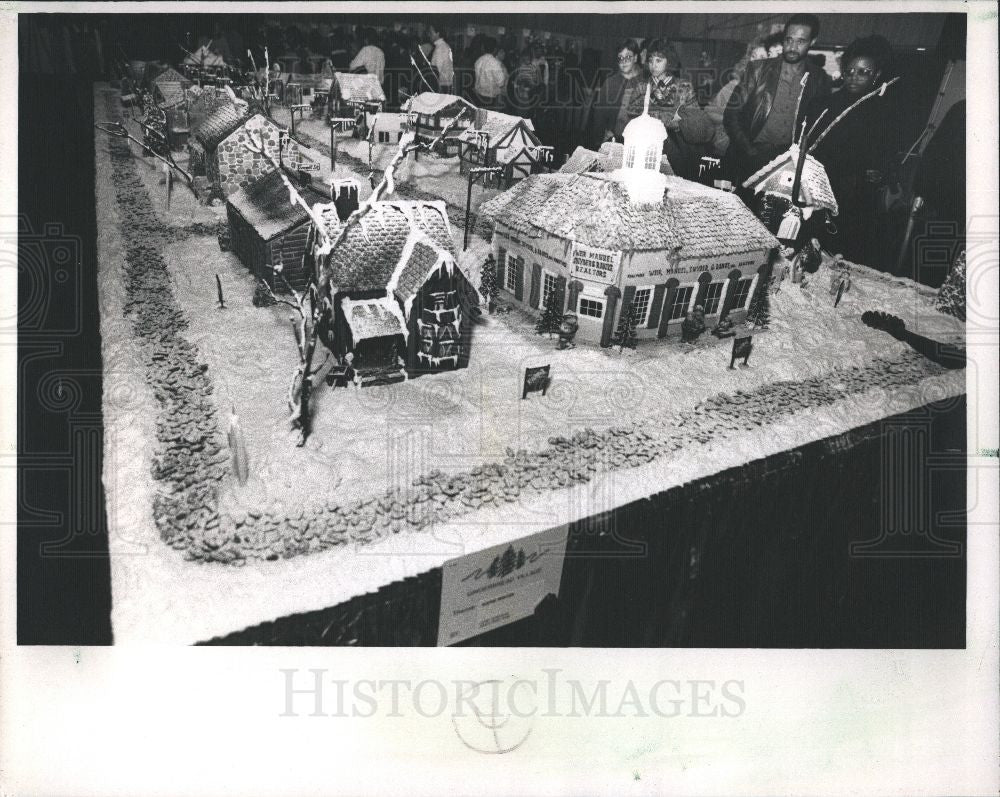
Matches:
[589,39,644,147]
[805,35,901,269]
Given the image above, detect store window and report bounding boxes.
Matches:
[730,277,755,309]
[631,287,653,325]
[668,285,695,320]
[505,256,522,293]
[704,281,726,315]
[579,297,604,318]
[542,271,559,305]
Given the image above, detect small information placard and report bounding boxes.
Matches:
[437,525,569,646]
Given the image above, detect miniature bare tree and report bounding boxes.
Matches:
[240,108,470,444]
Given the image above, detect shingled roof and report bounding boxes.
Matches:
[340,296,407,342]
[743,145,839,215]
[152,67,192,88]
[192,104,252,151]
[403,92,475,117]
[480,172,778,257]
[313,201,456,294]
[155,81,187,108]
[458,110,535,146]
[227,170,329,241]
[559,143,674,176]
[333,72,386,104]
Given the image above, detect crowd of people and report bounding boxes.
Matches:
[160,15,960,277]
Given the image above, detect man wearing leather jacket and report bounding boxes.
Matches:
[723,14,831,184]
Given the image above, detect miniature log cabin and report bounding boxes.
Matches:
[225,169,330,292]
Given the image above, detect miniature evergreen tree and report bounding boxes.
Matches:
[935,248,966,321]
[479,254,498,311]
[614,302,640,351]
[536,290,562,337]
[745,284,771,328]
[498,546,518,577]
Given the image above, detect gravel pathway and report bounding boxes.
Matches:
[104,93,955,567]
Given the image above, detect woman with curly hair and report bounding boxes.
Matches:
[804,35,902,268]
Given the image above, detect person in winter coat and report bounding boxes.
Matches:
[589,38,644,146]
[723,14,832,184]
[624,39,715,180]
[804,35,901,269]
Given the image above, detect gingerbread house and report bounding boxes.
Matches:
[327,73,385,137]
[457,109,546,186]
[743,144,839,215]
[226,169,330,292]
[152,67,194,150]
[402,92,475,154]
[189,108,311,199]
[306,198,481,381]
[479,97,779,346]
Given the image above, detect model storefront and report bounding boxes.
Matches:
[479,90,780,346]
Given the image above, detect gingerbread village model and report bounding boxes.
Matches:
[93,63,967,642]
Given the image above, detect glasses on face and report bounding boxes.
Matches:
[784,36,809,46]
[617,54,636,63]
[844,66,875,77]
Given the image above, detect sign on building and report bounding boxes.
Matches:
[570,242,621,285]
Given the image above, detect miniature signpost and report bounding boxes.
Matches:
[522,364,551,399]
[329,116,356,169]
[729,335,753,369]
[215,274,226,309]
[288,102,310,137]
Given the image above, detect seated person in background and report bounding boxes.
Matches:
[624,39,715,180]
[805,35,900,269]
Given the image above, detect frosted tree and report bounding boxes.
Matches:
[536,290,562,338]
[614,301,640,351]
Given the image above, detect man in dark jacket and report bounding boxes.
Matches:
[724,14,832,184]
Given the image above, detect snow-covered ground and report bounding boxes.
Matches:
[97,88,967,643]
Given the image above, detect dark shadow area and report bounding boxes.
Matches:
[18,68,113,644]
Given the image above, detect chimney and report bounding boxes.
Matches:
[475,107,488,129]
[330,177,360,221]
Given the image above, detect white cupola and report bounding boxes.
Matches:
[616,83,668,206]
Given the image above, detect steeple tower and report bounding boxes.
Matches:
[617,83,668,205]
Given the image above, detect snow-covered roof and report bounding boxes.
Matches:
[332,72,386,104]
[458,110,536,147]
[191,103,252,151]
[341,296,407,341]
[403,92,475,116]
[743,145,839,215]
[152,67,192,88]
[313,200,457,293]
[480,172,778,256]
[372,112,407,131]
[155,82,187,108]
[226,169,329,241]
[559,143,674,176]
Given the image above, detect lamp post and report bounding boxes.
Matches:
[328,116,357,170]
[464,165,504,251]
